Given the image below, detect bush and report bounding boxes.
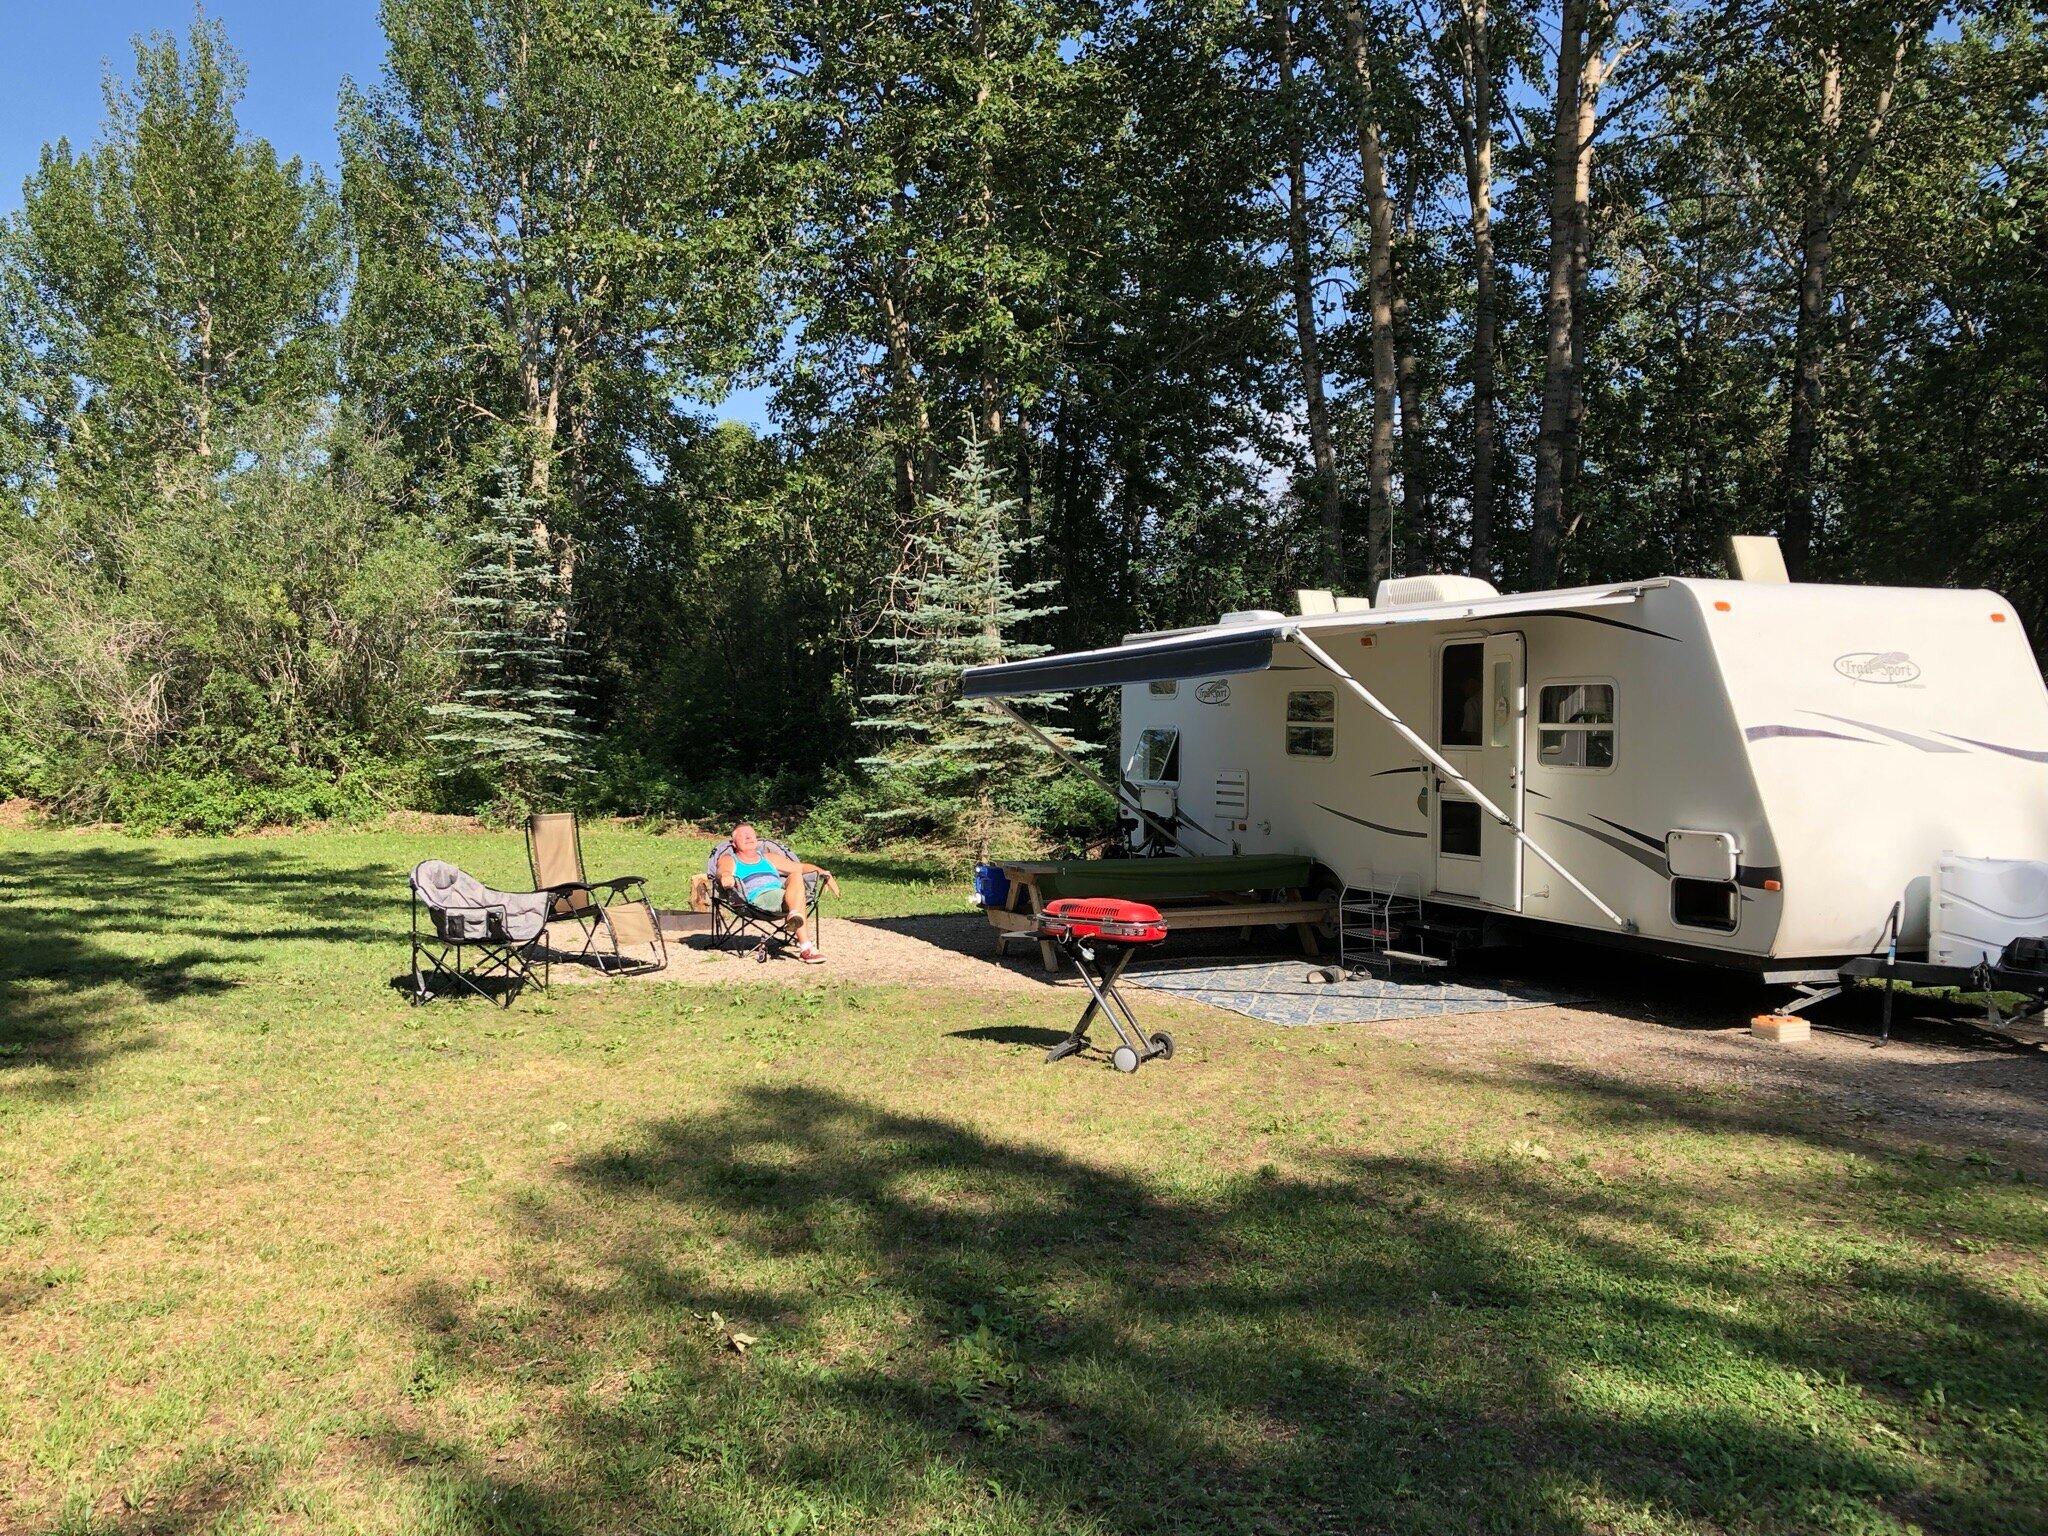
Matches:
[580,741,824,828]
[798,761,1117,854]
[64,750,421,834]
[0,409,452,833]
[1010,770,1119,850]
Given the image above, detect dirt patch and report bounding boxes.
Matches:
[551,911,2048,1172]
[0,797,42,829]
[551,910,1067,995]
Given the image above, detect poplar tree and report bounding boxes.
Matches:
[340,0,773,614]
[0,15,339,511]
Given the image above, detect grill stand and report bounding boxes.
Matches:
[1044,939,1175,1073]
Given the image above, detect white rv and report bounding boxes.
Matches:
[963,572,2048,981]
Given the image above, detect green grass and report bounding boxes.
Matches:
[3,825,2045,1534]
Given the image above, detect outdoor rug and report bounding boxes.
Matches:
[1124,957,1582,1026]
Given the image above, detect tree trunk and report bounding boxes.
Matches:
[1392,238,1429,573]
[1274,0,1344,586]
[1342,1,1398,588]
[1560,33,1605,539]
[875,258,931,521]
[973,59,1003,442]
[1457,0,1499,579]
[1780,50,1841,579]
[1530,0,1587,587]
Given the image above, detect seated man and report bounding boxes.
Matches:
[715,822,834,964]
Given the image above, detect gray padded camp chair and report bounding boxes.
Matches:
[409,860,551,1005]
[705,837,827,959]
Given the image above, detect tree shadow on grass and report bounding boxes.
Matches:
[0,843,397,1092]
[383,1081,2047,1535]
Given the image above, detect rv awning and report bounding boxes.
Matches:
[961,582,1653,699]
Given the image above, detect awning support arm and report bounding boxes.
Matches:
[1287,628,1634,932]
[987,699,1229,858]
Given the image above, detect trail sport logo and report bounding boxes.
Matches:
[1834,651,1920,685]
[1194,680,1232,704]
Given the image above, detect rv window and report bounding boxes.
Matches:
[1439,799,1482,857]
[1148,679,1178,696]
[1286,691,1335,757]
[1537,681,1616,769]
[1130,728,1181,783]
[1439,644,1485,748]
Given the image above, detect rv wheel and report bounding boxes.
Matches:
[1112,1044,1141,1073]
[1309,873,1344,943]
[1151,1031,1175,1060]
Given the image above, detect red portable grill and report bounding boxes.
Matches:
[1035,898,1174,1073]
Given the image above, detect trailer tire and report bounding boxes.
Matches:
[1308,869,1344,944]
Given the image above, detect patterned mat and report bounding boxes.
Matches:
[1124,957,1580,1026]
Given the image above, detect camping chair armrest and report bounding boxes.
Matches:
[541,881,598,899]
[590,875,648,892]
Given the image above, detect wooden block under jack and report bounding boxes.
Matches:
[1751,1014,1811,1043]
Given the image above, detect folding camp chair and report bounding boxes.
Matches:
[409,860,551,1006]
[526,812,667,975]
[705,837,828,960]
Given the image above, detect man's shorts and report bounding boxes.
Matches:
[741,883,787,914]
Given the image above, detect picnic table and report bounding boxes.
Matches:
[982,854,1332,972]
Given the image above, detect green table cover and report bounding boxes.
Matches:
[1023,854,1314,903]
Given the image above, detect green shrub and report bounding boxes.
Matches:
[87,751,420,835]
[1010,770,1119,849]
[580,741,823,828]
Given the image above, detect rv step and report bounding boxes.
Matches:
[1381,949,1450,969]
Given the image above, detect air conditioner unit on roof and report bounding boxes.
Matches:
[1373,575,1500,609]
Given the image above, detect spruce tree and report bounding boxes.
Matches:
[427,466,589,812]
[860,437,1080,859]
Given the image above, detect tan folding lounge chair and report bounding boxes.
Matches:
[525,812,667,975]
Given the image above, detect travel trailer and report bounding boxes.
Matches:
[963,562,2048,983]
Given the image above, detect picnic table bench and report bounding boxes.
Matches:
[982,854,1332,972]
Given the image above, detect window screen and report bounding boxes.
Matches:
[1537,681,1616,769]
[1440,644,1485,748]
[1439,799,1482,857]
[1286,691,1335,757]
[1130,727,1180,782]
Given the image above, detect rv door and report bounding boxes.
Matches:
[1432,633,1526,909]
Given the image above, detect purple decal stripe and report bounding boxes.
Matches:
[1802,712,1965,754]
[1935,732,2048,764]
[1745,724,1872,744]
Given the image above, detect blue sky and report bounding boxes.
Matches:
[0,0,775,427]
[0,2,386,205]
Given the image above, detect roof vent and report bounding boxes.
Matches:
[1373,575,1500,609]
[1218,608,1287,627]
